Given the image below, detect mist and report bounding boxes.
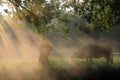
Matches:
[0,16,120,80]
[0,16,55,80]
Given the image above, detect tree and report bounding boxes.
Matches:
[68,0,120,32]
[1,0,120,33]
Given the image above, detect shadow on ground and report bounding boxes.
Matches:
[47,63,120,80]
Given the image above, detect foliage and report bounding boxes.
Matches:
[70,0,120,32]
[1,0,120,33]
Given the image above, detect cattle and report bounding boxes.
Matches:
[39,37,53,67]
[72,44,113,64]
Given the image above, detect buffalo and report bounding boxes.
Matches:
[72,44,113,64]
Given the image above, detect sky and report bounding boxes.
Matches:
[0,5,9,15]
[0,0,83,16]
[0,1,13,16]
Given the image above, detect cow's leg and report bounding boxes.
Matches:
[109,55,113,64]
[106,55,113,64]
[90,58,93,63]
[86,58,89,62]
[86,58,92,63]
[106,56,109,64]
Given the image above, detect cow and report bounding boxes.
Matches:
[39,37,53,67]
[72,44,113,64]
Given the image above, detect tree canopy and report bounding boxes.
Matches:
[0,0,120,33]
[73,0,120,32]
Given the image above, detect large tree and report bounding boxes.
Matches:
[1,0,120,33]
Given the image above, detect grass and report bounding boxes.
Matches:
[0,56,120,80]
[49,56,120,68]
[48,56,120,80]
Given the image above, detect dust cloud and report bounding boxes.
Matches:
[0,16,54,80]
[0,17,40,60]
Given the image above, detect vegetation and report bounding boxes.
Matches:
[0,56,120,80]
[72,0,120,32]
[47,56,120,80]
[0,0,119,33]
[0,1,120,79]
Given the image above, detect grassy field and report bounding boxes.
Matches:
[48,56,120,80]
[49,56,120,68]
[0,56,120,80]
